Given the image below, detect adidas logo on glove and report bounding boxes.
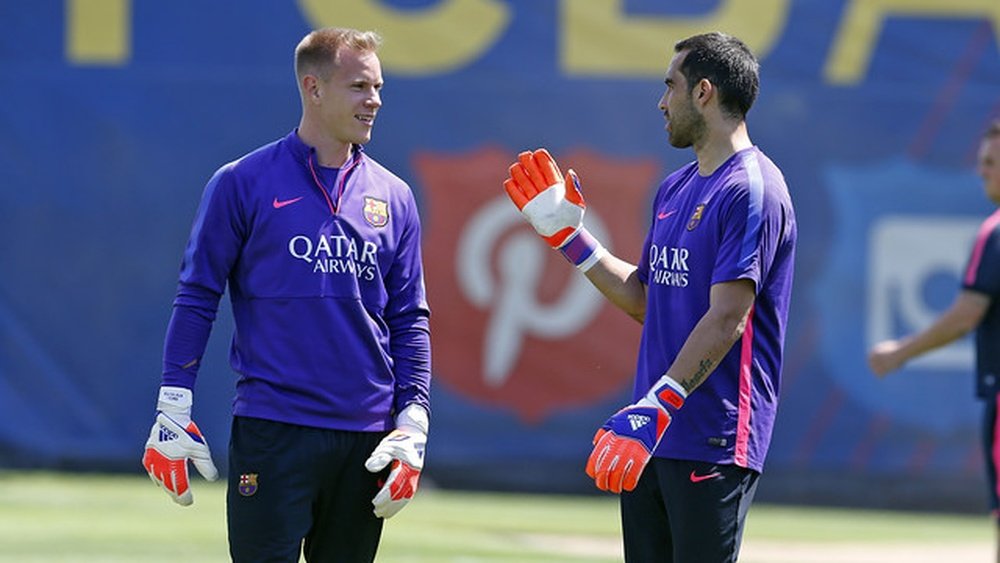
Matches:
[627,413,650,431]
[158,424,179,442]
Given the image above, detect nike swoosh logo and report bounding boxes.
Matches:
[689,470,721,483]
[272,196,304,209]
[657,209,677,220]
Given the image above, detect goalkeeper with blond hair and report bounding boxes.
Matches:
[140,26,431,563]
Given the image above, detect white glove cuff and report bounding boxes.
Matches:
[644,375,687,410]
[577,244,607,272]
[559,227,606,272]
[157,386,193,415]
[396,403,429,435]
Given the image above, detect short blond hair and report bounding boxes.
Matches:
[294,27,382,83]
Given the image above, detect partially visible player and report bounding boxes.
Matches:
[504,32,797,562]
[140,27,432,563]
[869,119,1000,563]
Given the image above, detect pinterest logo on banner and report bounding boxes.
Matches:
[414,147,657,421]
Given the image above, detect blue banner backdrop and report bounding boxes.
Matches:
[1,0,999,509]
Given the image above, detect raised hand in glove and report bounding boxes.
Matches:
[503,148,605,271]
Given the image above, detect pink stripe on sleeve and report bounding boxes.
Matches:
[964,210,1000,286]
[734,306,756,467]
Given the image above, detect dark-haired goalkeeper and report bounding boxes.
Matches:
[504,32,796,562]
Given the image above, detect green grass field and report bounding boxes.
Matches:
[0,471,993,562]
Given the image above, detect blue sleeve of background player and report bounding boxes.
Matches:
[964,217,1000,297]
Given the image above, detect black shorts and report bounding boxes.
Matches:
[226,416,389,563]
[620,457,759,563]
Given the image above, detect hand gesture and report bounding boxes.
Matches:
[503,148,586,249]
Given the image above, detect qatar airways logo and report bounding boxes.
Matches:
[648,243,690,287]
[287,234,378,281]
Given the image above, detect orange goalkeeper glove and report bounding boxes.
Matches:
[585,376,686,493]
[503,148,606,271]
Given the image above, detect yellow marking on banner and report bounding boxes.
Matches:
[66,0,130,65]
[561,0,790,76]
[826,0,1000,84]
[298,0,510,75]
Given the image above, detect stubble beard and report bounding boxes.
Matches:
[667,104,706,149]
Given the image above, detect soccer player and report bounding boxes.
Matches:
[140,27,431,562]
[869,120,1000,563]
[504,32,797,562]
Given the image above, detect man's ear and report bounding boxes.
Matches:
[302,75,321,102]
[695,78,713,105]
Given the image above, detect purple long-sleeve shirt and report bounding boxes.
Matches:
[162,130,431,432]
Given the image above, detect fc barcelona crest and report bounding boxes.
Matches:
[238,473,258,497]
[687,204,706,231]
[363,197,389,227]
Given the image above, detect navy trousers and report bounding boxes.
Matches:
[227,416,388,563]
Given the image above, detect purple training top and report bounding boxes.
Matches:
[161,130,431,432]
[635,146,796,472]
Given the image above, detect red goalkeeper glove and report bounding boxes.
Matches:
[141,386,218,506]
[365,404,428,519]
[503,148,606,271]
[585,376,686,493]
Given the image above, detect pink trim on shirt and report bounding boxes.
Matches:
[965,209,1000,286]
[735,306,756,467]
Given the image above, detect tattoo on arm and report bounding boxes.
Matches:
[681,358,714,394]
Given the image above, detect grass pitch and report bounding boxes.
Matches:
[0,471,992,562]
